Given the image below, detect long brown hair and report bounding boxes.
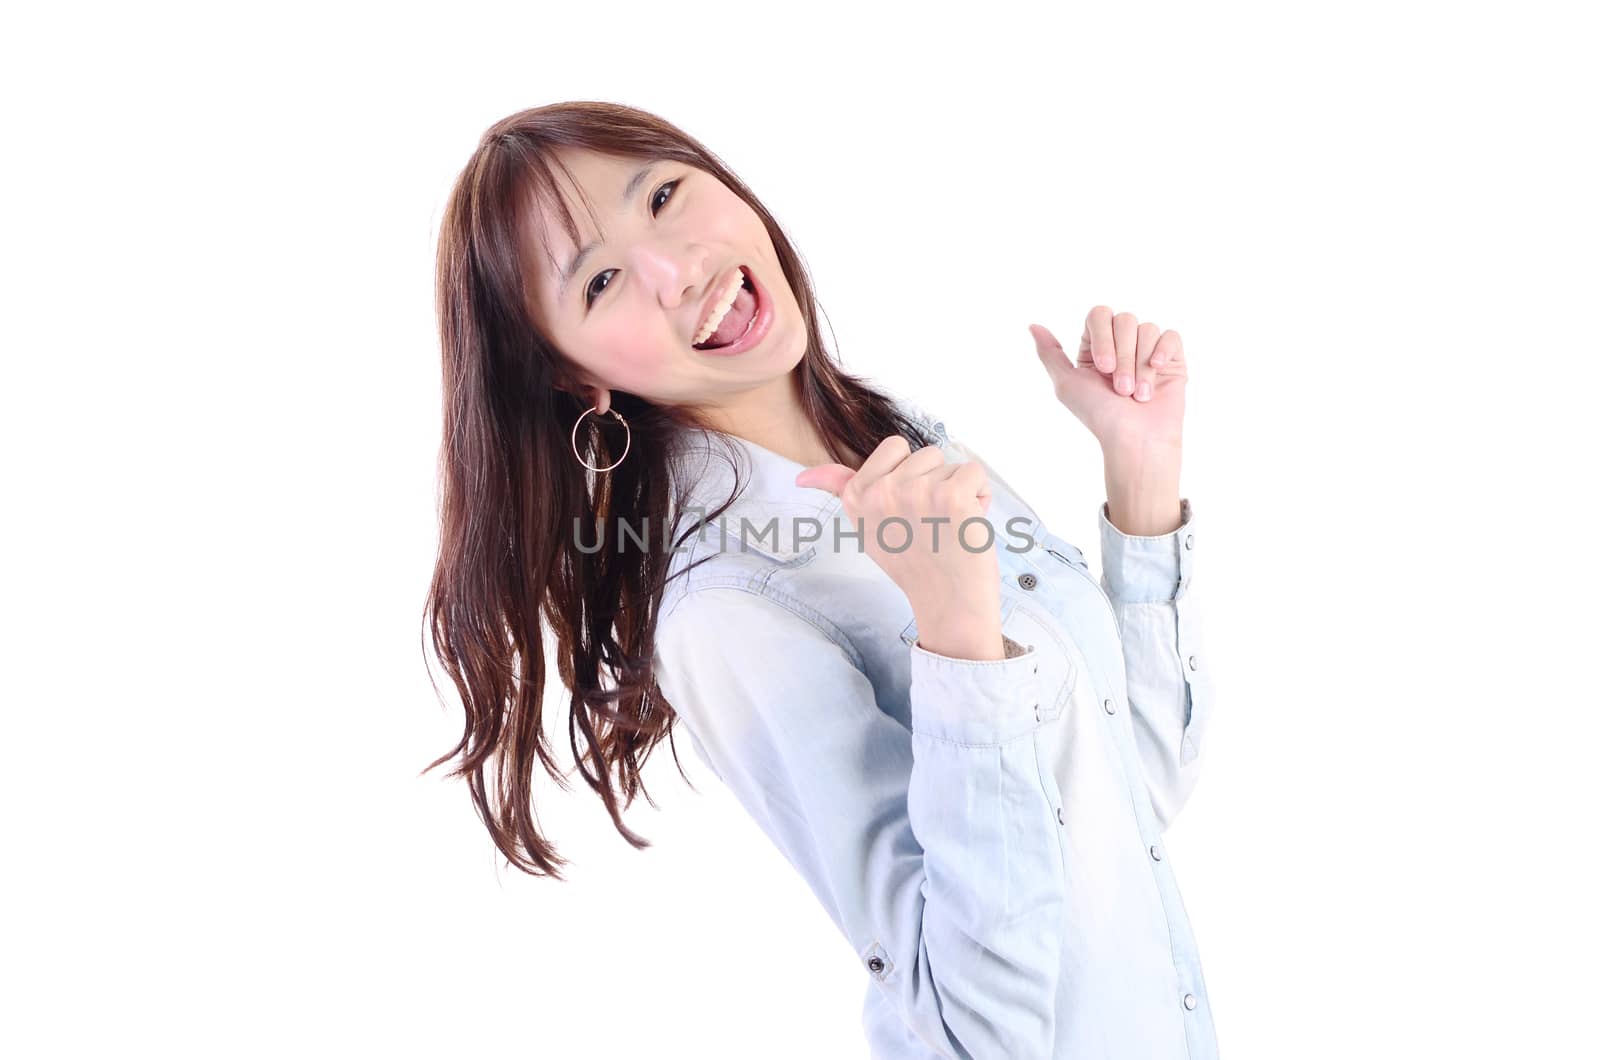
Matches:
[422,100,935,879]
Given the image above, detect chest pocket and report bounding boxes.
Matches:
[898,593,1077,723]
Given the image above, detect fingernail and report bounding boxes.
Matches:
[1116,374,1131,394]
[1136,381,1150,400]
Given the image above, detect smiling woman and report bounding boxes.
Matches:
[423,98,935,874]
[422,100,1219,1059]
[516,142,801,416]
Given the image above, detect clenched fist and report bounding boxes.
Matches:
[795,435,1006,661]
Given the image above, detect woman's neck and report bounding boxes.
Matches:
[699,374,861,471]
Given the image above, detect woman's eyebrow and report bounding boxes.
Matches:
[558,162,660,300]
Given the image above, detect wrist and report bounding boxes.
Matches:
[910,602,1005,662]
[1102,453,1183,538]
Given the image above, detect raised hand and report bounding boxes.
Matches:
[1030,305,1188,536]
[1029,305,1187,455]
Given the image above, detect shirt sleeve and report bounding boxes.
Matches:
[653,585,1067,1059]
[1097,496,1216,832]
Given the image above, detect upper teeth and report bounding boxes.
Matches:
[693,270,748,346]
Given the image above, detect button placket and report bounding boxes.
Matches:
[1174,510,1198,735]
[863,940,893,981]
[1174,519,1194,601]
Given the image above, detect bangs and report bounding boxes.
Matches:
[516,153,598,288]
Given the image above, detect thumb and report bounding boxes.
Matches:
[1030,323,1094,415]
[794,462,854,495]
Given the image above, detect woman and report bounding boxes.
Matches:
[426,100,1218,1059]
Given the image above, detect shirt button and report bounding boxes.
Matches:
[1184,533,1194,550]
[1103,697,1116,715]
[867,956,885,974]
[1057,806,1064,825]
[1018,572,1038,590]
[1183,993,1197,1010]
[1149,844,1162,862]
[1187,655,1198,671]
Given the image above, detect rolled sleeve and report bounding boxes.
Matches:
[907,637,1042,746]
[1098,497,1195,603]
[1097,497,1214,829]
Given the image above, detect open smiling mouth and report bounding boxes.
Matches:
[691,268,761,351]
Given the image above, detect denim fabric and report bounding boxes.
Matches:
[651,398,1218,1059]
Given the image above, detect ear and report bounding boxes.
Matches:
[553,374,612,416]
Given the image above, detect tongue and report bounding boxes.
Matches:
[704,287,756,347]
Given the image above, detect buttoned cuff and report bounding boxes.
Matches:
[907,639,1042,746]
[1098,497,1196,604]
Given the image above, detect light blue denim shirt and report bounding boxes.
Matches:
[651,398,1218,1059]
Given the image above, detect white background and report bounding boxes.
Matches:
[5,1,1596,1056]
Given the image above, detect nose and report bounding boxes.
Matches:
[632,240,711,307]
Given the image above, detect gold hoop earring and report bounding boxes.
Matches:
[571,405,631,472]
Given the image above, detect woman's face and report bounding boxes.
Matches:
[525,148,807,416]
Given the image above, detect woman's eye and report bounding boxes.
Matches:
[585,270,614,306]
[585,178,682,309]
[650,178,680,215]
